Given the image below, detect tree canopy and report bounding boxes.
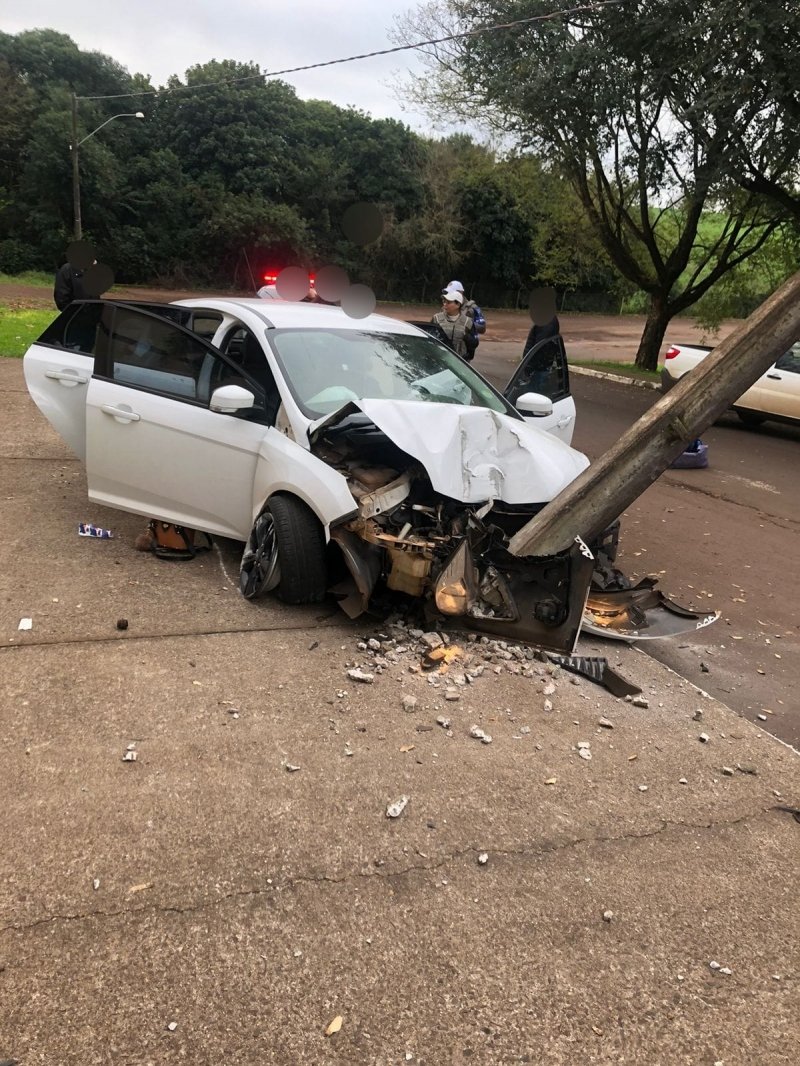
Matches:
[394,0,800,366]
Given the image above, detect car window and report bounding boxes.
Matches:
[77,305,267,419]
[102,306,212,400]
[37,301,111,357]
[267,328,513,418]
[506,336,570,407]
[190,312,224,340]
[775,343,800,374]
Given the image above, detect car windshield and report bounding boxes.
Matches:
[266,328,513,418]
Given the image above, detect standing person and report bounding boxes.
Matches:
[522,287,560,356]
[443,279,486,358]
[53,259,88,311]
[432,288,475,360]
[522,287,561,392]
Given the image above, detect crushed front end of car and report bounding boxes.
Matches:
[310,399,596,653]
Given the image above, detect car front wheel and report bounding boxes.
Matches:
[240,494,327,604]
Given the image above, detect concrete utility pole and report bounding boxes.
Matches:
[69,101,144,242]
[71,94,82,241]
[509,270,800,559]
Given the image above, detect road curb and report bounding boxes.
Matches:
[571,365,661,390]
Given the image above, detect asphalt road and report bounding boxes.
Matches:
[478,347,800,748]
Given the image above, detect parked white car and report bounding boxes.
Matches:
[662,341,800,428]
[24,297,714,650]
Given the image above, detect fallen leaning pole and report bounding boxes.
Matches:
[509,270,800,559]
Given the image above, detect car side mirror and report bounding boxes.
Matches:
[210,384,255,414]
[515,391,554,418]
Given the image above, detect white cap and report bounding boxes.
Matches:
[442,288,464,305]
[445,280,464,292]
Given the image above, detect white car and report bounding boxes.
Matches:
[24,297,712,651]
[662,341,800,428]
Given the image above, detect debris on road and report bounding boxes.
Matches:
[598,717,614,729]
[166,1022,178,1032]
[116,618,128,631]
[477,852,489,865]
[631,695,649,708]
[17,617,32,631]
[436,716,451,730]
[548,654,641,697]
[402,694,418,712]
[92,878,100,891]
[347,668,374,684]
[386,795,409,819]
[602,910,614,922]
[283,762,301,773]
[469,725,492,744]
[721,766,734,776]
[325,1015,343,1037]
[127,882,153,895]
[78,522,113,538]
[638,785,649,792]
[699,733,710,743]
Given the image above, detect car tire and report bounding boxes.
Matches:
[736,409,766,428]
[240,494,327,604]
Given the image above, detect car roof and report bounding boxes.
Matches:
[173,296,422,336]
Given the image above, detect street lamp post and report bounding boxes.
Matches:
[70,94,144,241]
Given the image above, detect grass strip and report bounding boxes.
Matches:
[0,306,57,358]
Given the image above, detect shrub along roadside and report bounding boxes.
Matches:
[0,307,57,358]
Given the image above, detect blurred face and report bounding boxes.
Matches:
[443,298,461,313]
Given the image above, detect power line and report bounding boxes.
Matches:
[77,1,623,101]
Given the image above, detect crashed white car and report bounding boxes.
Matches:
[24,297,712,651]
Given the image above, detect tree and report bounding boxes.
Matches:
[394,1,796,367]
[499,154,622,304]
[666,0,800,222]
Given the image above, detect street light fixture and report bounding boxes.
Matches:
[70,95,145,240]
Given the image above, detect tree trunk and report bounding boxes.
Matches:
[635,292,672,371]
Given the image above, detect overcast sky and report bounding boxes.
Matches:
[3,0,435,129]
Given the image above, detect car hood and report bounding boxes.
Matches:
[310,398,590,504]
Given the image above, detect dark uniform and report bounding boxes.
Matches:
[54,262,88,311]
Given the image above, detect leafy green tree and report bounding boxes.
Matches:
[394,0,794,367]
[663,0,800,221]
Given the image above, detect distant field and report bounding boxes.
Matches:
[0,270,52,288]
[0,306,56,357]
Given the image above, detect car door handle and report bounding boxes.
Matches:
[557,416,573,427]
[100,403,141,423]
[766,373,781,380]
[45,369,89,386]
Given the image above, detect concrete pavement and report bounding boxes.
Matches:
[1,357,798,1065]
